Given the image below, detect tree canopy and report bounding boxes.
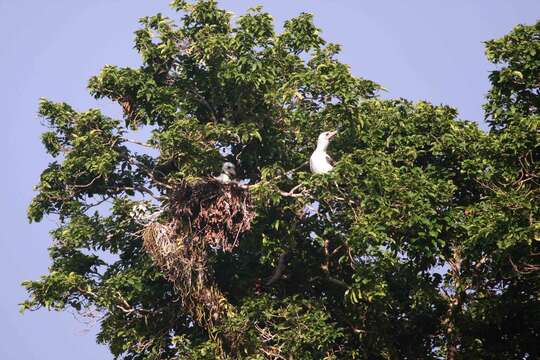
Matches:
[23,2,539,359]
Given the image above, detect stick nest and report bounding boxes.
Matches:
[142,178,255,332]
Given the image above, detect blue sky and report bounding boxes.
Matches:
[1,1,539,359]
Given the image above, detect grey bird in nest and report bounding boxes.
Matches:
[214,162,237,184]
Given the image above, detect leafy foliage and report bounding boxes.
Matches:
[484,21,540,130]
[23,2,539,359]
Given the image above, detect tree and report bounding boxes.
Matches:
[22,1,539,358]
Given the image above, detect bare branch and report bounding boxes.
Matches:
[265,251,288,286]
[125,139,157,149]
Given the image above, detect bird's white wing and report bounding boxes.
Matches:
[214,173,231,184]
[325,154,335,166]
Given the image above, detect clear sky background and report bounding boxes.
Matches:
[1,1,539,359]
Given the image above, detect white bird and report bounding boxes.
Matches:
[214,162,237,184]
[129,201,161,225]
[310,131,337,174]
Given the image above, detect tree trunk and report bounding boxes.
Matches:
[444,245,465,360]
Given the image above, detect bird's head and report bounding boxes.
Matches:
[222,162,237,177]
[317,130,337,148]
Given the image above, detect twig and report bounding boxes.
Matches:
[285,161,309,178]
[67,175,101,189]
[126,139,157,149]
[278,184,306,198]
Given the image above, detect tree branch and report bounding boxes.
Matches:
[265,251,288,286]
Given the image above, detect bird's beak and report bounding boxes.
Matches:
[328,130,337,139]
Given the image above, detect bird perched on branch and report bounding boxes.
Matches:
[310,131,337,174]
[214,162,237,184]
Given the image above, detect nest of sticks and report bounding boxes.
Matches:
[142,178,255,332]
